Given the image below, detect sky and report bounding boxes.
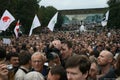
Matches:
[39,0,109,10]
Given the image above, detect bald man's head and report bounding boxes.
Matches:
[98,50,114,66]
[100,50,113,59]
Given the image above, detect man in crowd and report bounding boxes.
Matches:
[97,50,115,80]
[15,50,31,80]
[6,52,19,70]
[47,65,67,80]
[88,56,99,80]
[60,40,75,67]
[6,52,19,80]
[65,55,91,80]
[31,52,49,77]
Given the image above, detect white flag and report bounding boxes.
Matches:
[47,12,58,31]
[101,21,107,27]
[14,20,20,38]
[0,10,15,31]
[29,15,41,36]
[101,11,109,27]
[105,11,109,21]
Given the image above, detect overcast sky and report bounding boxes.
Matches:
[39,0,109,10]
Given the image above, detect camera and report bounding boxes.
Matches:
[7,64,13,70]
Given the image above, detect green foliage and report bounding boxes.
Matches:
[0,0,40,34]
[38,6,57,27]
[0,0,18,36]
[107,0,120,29]
[0,0,63,35]
[0,0,9,15]
[15,0,40,34]
[55,12,64,30]
[38,6,63,30]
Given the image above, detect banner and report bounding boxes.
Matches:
[0,10,15,31]
[101,11,109,27]
[47,12,58,31]
[14,20,20,38]
[29,15,41,36]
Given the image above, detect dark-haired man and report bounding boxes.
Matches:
[65,55,91,80]
[47,65,67,80]
[15,50,31,80]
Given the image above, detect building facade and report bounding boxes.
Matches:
[59,8,108,26]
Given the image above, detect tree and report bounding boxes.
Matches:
[0,0,63,35]
[0,0,41,34]
[38,6,57,27]
[107,0,120,29]
[0,0,18,36]
[0,0,9,15]
[55,12,64,30]
[14,0,40,34]
[37,6,63,31]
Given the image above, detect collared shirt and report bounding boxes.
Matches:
[14,66,29,80]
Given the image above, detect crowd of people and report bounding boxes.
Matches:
[0,28,120,80]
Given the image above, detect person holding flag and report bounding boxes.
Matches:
[29,15,41,36]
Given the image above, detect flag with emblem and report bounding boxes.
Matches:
[0,10,15,31]
[47,12,58,32]
[29,15,41,36]
[14,20,20,38]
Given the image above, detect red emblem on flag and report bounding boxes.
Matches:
[2,16,10,22]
